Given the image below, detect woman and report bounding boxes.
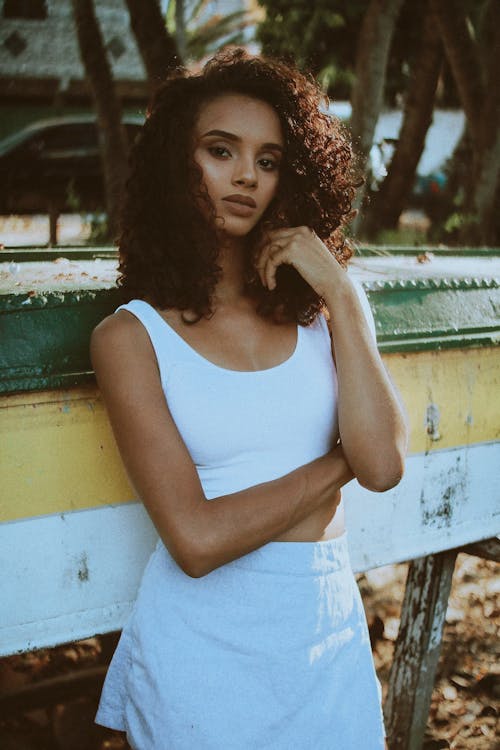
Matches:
[93,48,408,749]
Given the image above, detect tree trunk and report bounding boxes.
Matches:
[349,0,404,232]
[431,0,500,244]
[72,0,128,240]
[125,0,181,96]
[469,2,500,244]
[175,0,187,63]
[471,131,500,245]
[365,8,443,235]
[429,0,484,148]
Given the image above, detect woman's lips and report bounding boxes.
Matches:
[222,198,257,217]
[223,194,257,207]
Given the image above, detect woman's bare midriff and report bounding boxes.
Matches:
[274,498,345,542]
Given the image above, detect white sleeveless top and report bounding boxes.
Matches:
[115,300,339,500]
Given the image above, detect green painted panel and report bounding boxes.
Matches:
[356,246,500,257]
[2,246,500,264]
[351,254,499,352]
[0,252,499,394]
[0,289,120,394]
[0,248,117,262]
[365,281,500,351]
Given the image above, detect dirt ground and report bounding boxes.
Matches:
[0,551,498,749]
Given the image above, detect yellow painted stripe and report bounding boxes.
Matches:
[384,346,499,453]
[1,345,499,522]
[1,386,134,522]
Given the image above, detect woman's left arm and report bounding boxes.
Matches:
[256,226,409,492]
[322,276,408,491]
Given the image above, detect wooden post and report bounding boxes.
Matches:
[48,199,59,247]
[462,536,500,562]
[384,549,458,750]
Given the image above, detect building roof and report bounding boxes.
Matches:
[1,0,146,99]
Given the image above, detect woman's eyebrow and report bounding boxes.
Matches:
[201,129,284,153]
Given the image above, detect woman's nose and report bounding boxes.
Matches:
[232,158,257,187]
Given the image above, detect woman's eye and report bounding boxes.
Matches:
[259,158,279,171]
[209,146,230,158]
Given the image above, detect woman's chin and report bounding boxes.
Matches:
[215,210,260,238]
[215,218,258,239]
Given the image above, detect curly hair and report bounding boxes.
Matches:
[117,47,357,324]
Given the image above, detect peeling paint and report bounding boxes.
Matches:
[77,553,89,583]
[420,455,467,528]
[425,403,441,441]
[422,493,453,526]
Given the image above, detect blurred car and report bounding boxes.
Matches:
[0,114,143,215]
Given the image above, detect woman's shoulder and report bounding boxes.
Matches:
[90,310,161,396]
[90,305,151,360]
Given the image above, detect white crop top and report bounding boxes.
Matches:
[115,289,375,501]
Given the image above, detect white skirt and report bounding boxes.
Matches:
[95,532,386,749]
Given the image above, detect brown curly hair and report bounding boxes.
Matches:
[117,47,357,324]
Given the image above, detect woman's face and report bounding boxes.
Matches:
[192,93,284,237]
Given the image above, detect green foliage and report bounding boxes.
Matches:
[85,213,109,244]
[442,211,480,241]
[256,0,461,105]
[316,63,355,97]
[65,179,81,213]
[187,10,248,61]
[64,181,110,244]
[166,0,252,62]
[257,0,364,97]
[372,227,428,246]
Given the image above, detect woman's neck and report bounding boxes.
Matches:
[213,235,249,307]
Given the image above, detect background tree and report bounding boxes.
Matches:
[364,4,443,237]
[256,0,429,232]
[430,0,499,245]
[348,0,404,230]
[166,0,254,64]
[257,0,367,98]
[174,0,188,61]
[256,0,435,104]
[257,0,499,245]
[72,0,128,240]
[125,0,181,96]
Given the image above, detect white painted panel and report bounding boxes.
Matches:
[1,442,499,656]
[0,504,158,655]
[343,442,500,571]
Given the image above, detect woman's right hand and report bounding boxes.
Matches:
[273,488,343,542]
